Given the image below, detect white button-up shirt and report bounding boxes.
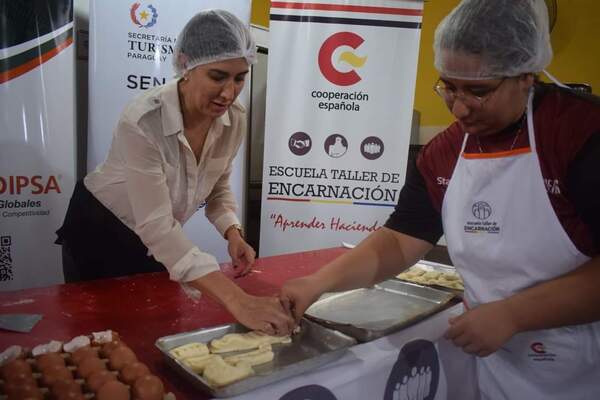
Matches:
[85,79,244,283]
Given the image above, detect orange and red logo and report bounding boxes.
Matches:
[318,32,367,86]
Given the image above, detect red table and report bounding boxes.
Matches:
[0,248,346,399]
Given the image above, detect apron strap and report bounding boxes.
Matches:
[460,133,469,155]
[526,88,536,152]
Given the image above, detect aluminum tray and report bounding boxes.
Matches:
[155,318,356,398]
[305,279,456,342]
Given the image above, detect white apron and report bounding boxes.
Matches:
[441,90,600,400]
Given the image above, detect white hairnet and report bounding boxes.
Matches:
[173,9,256,77]
[433,0,553,80]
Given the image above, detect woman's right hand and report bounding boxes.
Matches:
[226,293,296,336]
[279,276,325,323]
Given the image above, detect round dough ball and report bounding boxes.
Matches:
[120,361,150,385]
[108,346,137,371]
[5,371,36,387]
[40,364,73,387]
[86,369,117,392]
[36,352,66,372]
[1,358,32,380]
[77,356,106,378]
[100,340,123,358]
[96,380,130,400]
[51,379,83,398]
[132,374,165,400]
[5,382,44,400]
[71,346,100,365]
[55,392,86,400]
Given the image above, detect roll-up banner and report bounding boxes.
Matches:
[88,0,251,263]
[260,1,423,256]
[0,1,76,290]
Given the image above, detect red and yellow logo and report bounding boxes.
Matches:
[530,342,546,354]
[318,32,367,86]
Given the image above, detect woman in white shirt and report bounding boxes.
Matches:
[57,10,294,335]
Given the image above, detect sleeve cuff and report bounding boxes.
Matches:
[168,247,220,283]
[212,212,240,238]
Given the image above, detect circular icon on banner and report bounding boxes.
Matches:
[383,339,440,400]
[360,136,384,160]
[472,201,492,220]
[324,134,348,158]
[288,132,312,156]
[279,384,338,400]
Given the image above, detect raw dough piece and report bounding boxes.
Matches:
[224,344,273,367]
[409,276,427,284]
[445,281,464,290]
[210,332,290,354]
[183,354,220,373]
[169,342,209,360]
[439,273,459,281]
[203,356,254,387]
[397,266,464,290]
[422,271,442,280]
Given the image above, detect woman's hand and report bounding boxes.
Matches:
[279,276,325,323]
[190,272,294,335]
[444,300,518,357]
[226,228,256,277]
[226,292,295,336]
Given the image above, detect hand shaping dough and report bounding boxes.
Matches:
[203,356,254,387]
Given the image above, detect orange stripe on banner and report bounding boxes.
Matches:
[0,36,73,84]
[463,147,531,159]
[270,2,423,16]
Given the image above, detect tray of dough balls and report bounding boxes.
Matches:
[395,260,464,293]
[156,318,356,398]
[0,330,174,400]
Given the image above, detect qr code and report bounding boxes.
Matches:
[0,235,14,281]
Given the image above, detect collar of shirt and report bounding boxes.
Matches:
[158,79,233,138]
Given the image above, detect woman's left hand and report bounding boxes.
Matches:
[226,231,256,277]
[444,300,518,357]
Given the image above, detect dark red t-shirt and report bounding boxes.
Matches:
[386,83,600,256]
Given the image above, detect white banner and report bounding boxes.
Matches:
[0,2,76,290]
[88,0,251,263]
[260,1,423,256]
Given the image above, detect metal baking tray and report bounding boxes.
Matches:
[155,318,356,398]
[305,279,456,342]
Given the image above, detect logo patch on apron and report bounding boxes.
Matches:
[464,201,501,234]
[528,341,557,362]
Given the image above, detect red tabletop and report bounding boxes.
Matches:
[0,247,347,399]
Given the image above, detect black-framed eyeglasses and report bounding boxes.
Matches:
[433,77,507,109]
